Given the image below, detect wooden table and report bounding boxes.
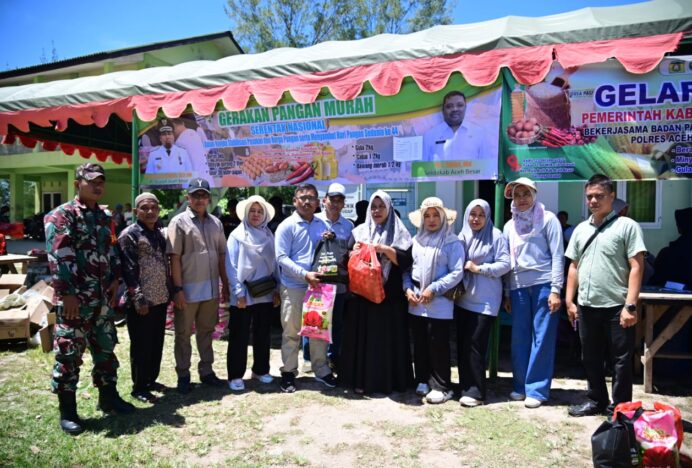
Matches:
[637,291,692,393]
[0,254,37,274]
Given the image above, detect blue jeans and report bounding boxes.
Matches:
[510,283,559,401]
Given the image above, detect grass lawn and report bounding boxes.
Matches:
[1,324,689,467]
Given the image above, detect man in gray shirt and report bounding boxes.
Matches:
[168,178,230,394]
[565,174,646,417]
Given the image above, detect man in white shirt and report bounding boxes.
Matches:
[172,118,209,177]
[422,91,482,161]
[145,121,193,174]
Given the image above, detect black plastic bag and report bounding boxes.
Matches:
[312,235,349,284]
[591,408,643,467]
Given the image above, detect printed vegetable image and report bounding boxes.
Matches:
[286,162,315,185]
[538,125,597,148]
[562,138,642,179]
[507,118,541,144]
[303,310,324,328]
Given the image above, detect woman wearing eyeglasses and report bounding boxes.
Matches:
[503,178,564,409]
[456,199,510,407]
[339,190,413,395]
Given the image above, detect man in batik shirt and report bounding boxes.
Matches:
[45,163,135,435]
[118,192,170,404]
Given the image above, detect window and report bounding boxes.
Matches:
[579,180,661,228]
[43,192,62,213]
[620,180,660,226]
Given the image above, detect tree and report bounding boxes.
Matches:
[224,0,454,53]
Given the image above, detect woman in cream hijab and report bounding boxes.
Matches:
[339,190,413,395]
[404,197,464,404]
[225,195,279,392]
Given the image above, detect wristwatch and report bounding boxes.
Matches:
[172,286,184,294]
[625,303,637,313]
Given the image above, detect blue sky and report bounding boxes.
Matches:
[0,0,645,72]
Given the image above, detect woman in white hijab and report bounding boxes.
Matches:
[456,199,510,407]
[503,178,564,409]
[404,197,464,404]
[339,190,414,395]
[225,195,280,392]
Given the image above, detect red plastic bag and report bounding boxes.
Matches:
[613,401,684,468]
[614,401,683,449]
[347,243,385,304]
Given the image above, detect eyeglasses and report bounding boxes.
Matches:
[137,205,160,212]
[297,196,317,202]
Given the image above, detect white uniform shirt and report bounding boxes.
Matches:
[145,144,193,174]
[175,128,208,177]
[422,120,483,161]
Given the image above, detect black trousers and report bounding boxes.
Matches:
[126,303,167,392]
[457,307,495,401]
[226,301,273,379]
[578,305,634,407]
[410,315,451,392]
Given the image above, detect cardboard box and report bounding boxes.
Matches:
[38,312,56,353]
[39,324,54,353]
[0,274,27,292]
[26,297,52,329]
[0,307,30,340]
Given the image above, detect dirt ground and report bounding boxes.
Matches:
[148,320,691,467]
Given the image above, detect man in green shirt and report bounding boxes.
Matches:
[564,174,646,417]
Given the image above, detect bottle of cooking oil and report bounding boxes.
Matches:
[327,152,338,179]
[313,153,324,180]
[321,147,331,180]
[511,85,525,122]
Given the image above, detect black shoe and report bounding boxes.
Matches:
[200,373,225,387]
[131,390,160,404]
[58,392,84,435]
[177,376,191,395]
[97,384,136,415]
[149,382,169,393]
[315,373,337,388]
[280,372,296,393]
[605,403,615,416]
[568,401,607,417]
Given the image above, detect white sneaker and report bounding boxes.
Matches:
[301,361,313,374]
[460,396,483,407]
[415,383,431,396]
[509,391,526,401]
[426,389,454,404]
[525,397,543,408]
[251,373,274,384]
[228,378,245,391]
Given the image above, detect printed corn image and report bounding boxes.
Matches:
[562,138,642,179]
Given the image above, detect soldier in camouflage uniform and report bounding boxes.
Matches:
[45,163,135,435]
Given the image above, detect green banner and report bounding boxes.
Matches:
[500,57,692,181]
[138,74,502,188]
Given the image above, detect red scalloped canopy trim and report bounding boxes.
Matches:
[1,133,131,165]
[0,32,683,134]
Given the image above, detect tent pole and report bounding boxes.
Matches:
[131,110,139,206]
[489,176,506,379]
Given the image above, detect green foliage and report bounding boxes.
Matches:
[224,0,455,52]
